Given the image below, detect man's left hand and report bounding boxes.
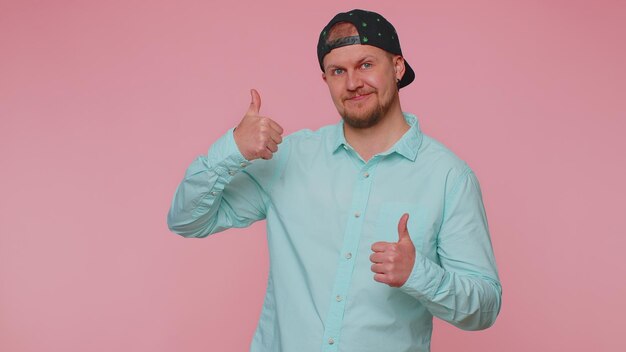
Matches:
[370,213,416,287]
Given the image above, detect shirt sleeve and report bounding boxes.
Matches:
[399,167,502,330]
[167,128,274,238]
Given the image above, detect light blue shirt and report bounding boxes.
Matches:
[167,113,501,352]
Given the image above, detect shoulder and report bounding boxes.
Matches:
[417,133,475,191]
[281,123,339,154]
[284,124,336,142]
[419,134,470,171]
[244,123,338,177]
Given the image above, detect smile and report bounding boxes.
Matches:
[346,93,373,102]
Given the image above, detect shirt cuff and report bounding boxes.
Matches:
[207,127,252,178]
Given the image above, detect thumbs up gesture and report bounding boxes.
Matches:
[370,213,416,287]
[233,89,284,160]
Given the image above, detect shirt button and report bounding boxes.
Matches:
[336,295,343,302]
[345,252,352,259]
[240,162,247,168]
[328,338,335,345]
[210,191,218,196]
[364,172,369,178]
[354,212,361,218]
[228,170,236,176]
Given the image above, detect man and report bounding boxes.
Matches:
[168,9,501,352]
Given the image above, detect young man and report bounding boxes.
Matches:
[168,9,501,352]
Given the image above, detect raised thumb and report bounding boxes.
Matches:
[248,88,261,114]
[397,213,411,242]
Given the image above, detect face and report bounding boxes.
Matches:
[322,44,405,129]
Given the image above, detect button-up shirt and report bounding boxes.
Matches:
[167,113,501,352]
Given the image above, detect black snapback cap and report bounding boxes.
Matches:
[317,9,415,89]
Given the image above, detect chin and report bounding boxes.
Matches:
[341,109,382,129]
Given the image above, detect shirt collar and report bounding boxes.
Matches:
[331,112,423,162]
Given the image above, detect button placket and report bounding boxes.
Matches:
[321,163,377,351]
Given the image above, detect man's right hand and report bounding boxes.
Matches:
[233,89,284,161]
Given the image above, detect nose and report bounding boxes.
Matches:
[346,70,364,91]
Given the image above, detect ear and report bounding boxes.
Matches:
[393,56,406,82]
[322,72,327,82]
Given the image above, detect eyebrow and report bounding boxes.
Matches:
[324,55,378,72]
[324,63,341,71]
[357,55,377,64]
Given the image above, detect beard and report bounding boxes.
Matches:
[340,89,396,129]
[341,102,383,129]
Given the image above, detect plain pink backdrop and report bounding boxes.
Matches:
[1,0,625,351]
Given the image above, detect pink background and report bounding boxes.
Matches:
[1,0,625,351]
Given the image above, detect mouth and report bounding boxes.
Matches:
[345,92,373,102]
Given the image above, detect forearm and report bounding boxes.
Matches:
[167,128,266,238]
[400,254,502,330]
[167,153,248,237]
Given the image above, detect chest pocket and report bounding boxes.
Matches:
[374,202,431,254]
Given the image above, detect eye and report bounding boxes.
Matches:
[332,68,345,75]
[361,62,373,69]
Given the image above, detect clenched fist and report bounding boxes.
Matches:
[370,213,416,287]
[233,89,284,160]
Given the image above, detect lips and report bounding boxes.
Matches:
[346,92,373,102]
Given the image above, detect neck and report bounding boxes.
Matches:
[343,102,409,162]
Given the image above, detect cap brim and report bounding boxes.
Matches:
[398,60,415,89]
